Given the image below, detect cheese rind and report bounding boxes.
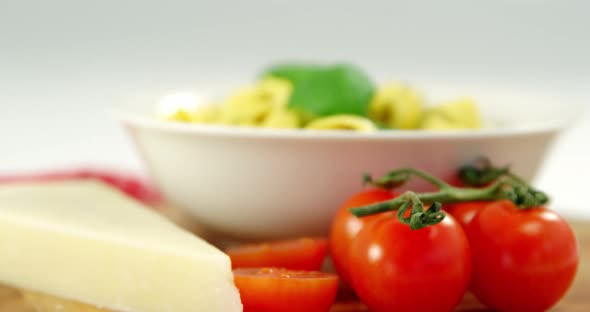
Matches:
[0,181,242,312]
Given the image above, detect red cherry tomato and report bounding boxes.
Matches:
[349,214,471,312]
[444,201,490,228]
[466,200,579,311]
[225,237,328,270]
[329,302,368,312]
[233,268,338,312]
[444,172,466,188]
[329,189,395,287]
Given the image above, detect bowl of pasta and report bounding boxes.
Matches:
[116,63,580,240]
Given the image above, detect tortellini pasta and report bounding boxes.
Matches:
[368,83,423,129]
[165,109,193,122]
[163,77,301,128]
[306,115,377,132]
[161,78,483,132]
[420,98,482,130]
[261,109,300,129]
[218,77,293,126]
[189,104,221,124]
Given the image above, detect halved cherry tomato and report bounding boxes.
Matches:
[329,189,395,287]
[466,200,579,311]
[349,214,471,312]
[444,201,490,228]
[233,268,338,312]
[225,237,328,270]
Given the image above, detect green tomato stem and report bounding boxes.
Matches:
[350,183,502,217]
[366,168,453,190]
[350,165,550,230]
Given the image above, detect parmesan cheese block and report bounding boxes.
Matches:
[0,181,242,312]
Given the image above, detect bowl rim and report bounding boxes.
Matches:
[114,108,566,141]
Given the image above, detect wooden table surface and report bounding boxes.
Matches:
[1,215,588,312]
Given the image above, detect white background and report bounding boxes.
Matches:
[1,1,589,217]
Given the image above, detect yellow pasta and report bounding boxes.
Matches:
[183,77,295,127]
[262,109,300,129]
[368,83,423,129]
[421,98,482,130]
[188,104,222,124]
[217,100,274,126]
[162,77,483,132]
[163,109,192,122]
[225,77,292,108]
[305,115,377,132]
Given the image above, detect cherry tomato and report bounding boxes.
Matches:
[225,237,328,270]
[444,172,466,188]
[444,201,490,228]
[329,189,396,287]
[466,200,579,311]
[349,214,471,312]
[233,268,338,312]
[329,302,368,312]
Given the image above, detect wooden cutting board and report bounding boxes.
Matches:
[2,207,588,312]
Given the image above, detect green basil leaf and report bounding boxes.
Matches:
[263,63,375,119]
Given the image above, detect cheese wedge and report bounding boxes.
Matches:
[0,181,242,312]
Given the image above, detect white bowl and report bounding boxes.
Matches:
[116,83,582,241]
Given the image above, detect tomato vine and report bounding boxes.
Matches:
[352,160,549,229]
